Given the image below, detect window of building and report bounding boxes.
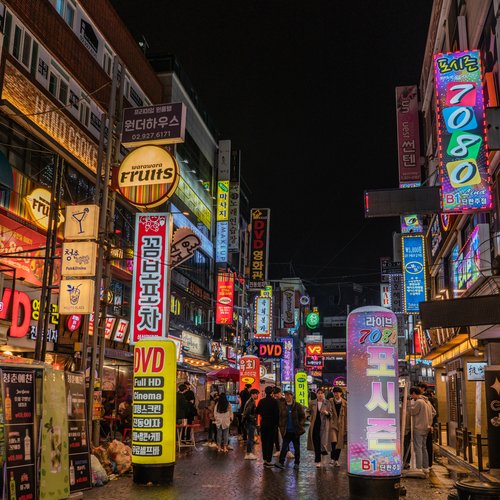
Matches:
[79,93,90,127]
[54,0,75,28]
[12,25,21,59]
[3,11,12,52]
[124,77,130,99]
[21,32,31,67]
[30,41,38,76]
[103,47,113,76]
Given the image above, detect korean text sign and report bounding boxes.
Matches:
[239,356,260,394]
[281,337,294,383]
[294,371,309,408]
[130,214,171,344]
[254,296,272,338]
[249,208,270,288]
[434,50,492,212]
[347,306,401,477]
[402,235,427,314]
[215,272,235,324]
[132,340,176,466]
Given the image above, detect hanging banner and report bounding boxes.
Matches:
[132,339,176,482]
[294,371,309,408]
[254,296,272,338]
[215,272,235,325]
[282,289,295,328]
[40,368,70,499]
[65,372,91,492]
[434,50,492,213]
[239,355,260,394]
[347,306,401,477]
[2,369,36,500]
[395,85,421,183]
[402,235,427,314]
[216,180,230,264]
[249,208,271,289]
[130,214,171,344]
[281,337,294,384]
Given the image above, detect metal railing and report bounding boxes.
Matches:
[434,422,489,472]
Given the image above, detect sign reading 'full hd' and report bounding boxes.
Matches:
[434,50,492,213]
[402,235,427,314]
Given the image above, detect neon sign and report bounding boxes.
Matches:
[434,50,492,212]
[347,306,400,477]
[402,235,427,314]
[294,371,308,408]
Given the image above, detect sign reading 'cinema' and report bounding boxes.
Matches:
[116,146,180,208]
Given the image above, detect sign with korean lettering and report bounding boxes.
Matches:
[282,289,295,328]
[434,50,492,213]
[294,371,309,408]
[65,372,91,492]
[61,241,97,277]
[305,356,324,369]
[254,296,272,338]
[132,340,176,467]
[249,208,270,289]
[2,369,37,500]
[116,146,180,209]
[395,86,421,184]
[215,272,234,325]
[239,355,260,394]
[64,205,99,241]
[281,337,294,383]
[113,319,129,343]
[216,181,230,263]
[347,306,401,477]
[228,182,240,252]
[380,284,391,308]
[122,103,186,148]
[130,214,171,344]
[402,235,427,314]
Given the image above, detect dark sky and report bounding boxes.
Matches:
[111,0,433,285]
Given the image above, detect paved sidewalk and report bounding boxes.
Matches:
[82,434,455,500]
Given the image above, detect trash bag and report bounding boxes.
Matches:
[106,439,132,475]
[90,453,109,486]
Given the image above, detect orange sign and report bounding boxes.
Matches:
[306,343,323,356]
[239,355,260,394]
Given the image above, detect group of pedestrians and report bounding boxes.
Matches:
[239,385,347,470]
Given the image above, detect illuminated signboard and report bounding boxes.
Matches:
[170,227,201,269]
[294,371,309,408]
[347,306,401,477]
[281,337,294,383]
[306,343,323,357]
[402,235,427,314]
[116,146,180,208]
[215,272,235,325]
[434,50,492,213]
[451,224,491,297]
[466,362,486,381]
[25,188,65,230]
[171,204,213,258]
[282,289,295,328]
[113,319,129,342]
[254,296,272,338]
[305,311,320,329]
[239,355,260,394]
[255,341,283,359]
[59,279,95,315]
[132,339,176,479]
[395,85,421,183]
[380,284,391,308]
[249,208,270,289]
[400,214,423,234]
[216,181,229,263]
[130,214,171,344]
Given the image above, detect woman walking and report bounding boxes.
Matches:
[203,391,219,448]
[214,393,233,452]
[307,389,331,467]
[327,388,347,466]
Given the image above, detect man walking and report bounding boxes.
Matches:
[242,388,259,459]
[238,383,252,441]
[408,386,433,473]
[417,382,437,467]
[274,391,305,470]
[256,386,280,467]
[327,388,347,466]
[272,387,285,457]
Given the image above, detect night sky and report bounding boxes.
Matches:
[111,0,433,285]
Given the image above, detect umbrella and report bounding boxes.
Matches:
[206,366,239,382]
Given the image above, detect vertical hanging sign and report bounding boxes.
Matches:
[402,235,427,314]
[215,272,235,324]
[249,208,271,289]
[239,355,260,394]
[215,180,229,263]
[294,371,309,408]
[434,50,492,213]
[130,214,171,344]
[254,296,272,338]
[347,306,401,478]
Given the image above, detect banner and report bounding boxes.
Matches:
[130,214,171,344]
[249,209,270,289]
[2,369,36,500]
[434,50,492,212]
[215,272,235,325]
[254,296,272,338]
[281,337,294,383]
[395,86,421,183]
[402,235,427,314]
[65,372,91,492]
[347,306,401,477]
[40,368,70,499]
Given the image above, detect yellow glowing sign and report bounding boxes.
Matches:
[132,339,176,466]
[25,188,65,230]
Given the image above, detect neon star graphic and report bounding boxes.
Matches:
[490,377,500,396]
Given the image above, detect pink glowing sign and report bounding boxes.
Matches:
[347,306,401,477]
[434,50,492,213]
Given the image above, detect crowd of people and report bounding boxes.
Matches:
[175,381,349,470]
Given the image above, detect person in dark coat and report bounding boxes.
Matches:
[176,384,190,421]
[256,386,280,467]
[274,391,306,470]
[238,383,252,440]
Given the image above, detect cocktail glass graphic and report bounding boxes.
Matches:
[67,284,81,305]
[71,207,89,234]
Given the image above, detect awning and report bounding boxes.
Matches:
[0,151,13,191]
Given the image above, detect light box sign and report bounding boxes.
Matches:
[254,296,272,338]
[347,306,401,477]
[295,371,309,408]
[239,355,260,394]
[249,208,270,289]
[130,214,171,344]
[281,337,294,383]
[452,224,491,297]
[215,272,235,325]
[282,289,295,328]
[402,235,427,314]
[132,339,176,469]
[380,284,391,308]
[434,50,492,213]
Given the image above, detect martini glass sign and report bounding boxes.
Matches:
[71,207,89,234]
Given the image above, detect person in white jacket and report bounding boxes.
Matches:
[214,393,234,452]
[407,386,433,472]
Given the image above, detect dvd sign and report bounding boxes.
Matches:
[255,341,283,359]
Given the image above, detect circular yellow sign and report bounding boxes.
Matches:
[117,145,180,208]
